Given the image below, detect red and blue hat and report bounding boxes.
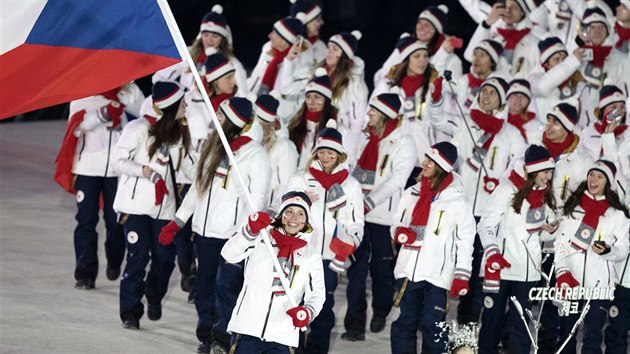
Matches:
[200,5,229,38]
[524,144,555,174]
[152,81,184,110]
[306,68,332,99]
[329,30,362,60]
[426,141,458,173]
[314,120,344,154]
[418,5,449,35]
[219,97,253,128]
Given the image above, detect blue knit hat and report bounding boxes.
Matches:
[200,5,229,38]
[507,79,532,101]
[370,92,402,119]
[279,191,313,226]
[480,76,510,106]
[418,5,449,34]
[306,68,332,99]
[273,15,306,45]
[152,81,184,110]
[289,0,322,24]
[396,33,428,63]
[538,37,568,64]
[255,93,280,123]
[599,83,626,109]
[548,100,579,132]
[329,30,362,59]
[204,48,235,83]
[476,40,504,66]
[524,145,555,174]
[426,141,458,173]
[314,120,344,154]
[219,97,253,128]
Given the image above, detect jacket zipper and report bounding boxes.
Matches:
[202,188,212,235]
[411,251,420,282]
[233,198,239,225]
[260,293,275,339]
[104,131,112,176]
[582,252,588,285]
[78,138,86,161]
[321,190,327,255]
[388,196,392,211]
[235,285,248,315]
[131,177,139,199]
[440,244,447,274]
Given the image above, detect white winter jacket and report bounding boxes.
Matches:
[71,84,144,177]
[175,136,271,239]
[287,163,365,260]
[478,174,557,282]
[223,226,325,348]
[352,126,417,226]
[581,124,630,162]
[266,128,299,213]
[391,174,476,290]
[112,117,197,220]
[554,200,630,288]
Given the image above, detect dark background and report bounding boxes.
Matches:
[11,0,621,121]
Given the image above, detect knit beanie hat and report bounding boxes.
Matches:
[418,5,449,34]
[538,37,568,65]
[204,47,235,83]
[370,92,402,119]
[289,0,322,24]
[200,4,229,38]
[219,97,253,128]
[480,76,510,106]
[548,100,579,132]
[524,145,555,174]
[506,79,532,102]
[314,120,344,154]
[306,68,332,99]
[426,141,458,173]
[396,33,428,63]
[329,30,362,60]
[255,92,280,123]
[278,191,313,226]
[599,82,626,109]
[152,81,184,110]
[273,14,306,45]
[588,159,617,186]
[476,39,503,66]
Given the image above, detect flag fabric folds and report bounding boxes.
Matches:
[0,0,181,119]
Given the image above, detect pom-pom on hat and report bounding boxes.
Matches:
[370,92,402,119]
[289,0,322,24]
[329,30,362,60]
[219,97,253,128]
[507,79,532,102]
[418,5,449,35]
[314,120,344,154]
[475,39,503,66]
[538,37,568,65]
[204,48,235,83]
[152,81,185,110]
[588,159,617,186]
[255,92,280,123]
[548,100,579,132]
[306,68,332,99]
[396,33,428,63]
[524,145,555,174]
[480,76,510,106]
[426,141,458,173]
[273,14,306,45]
[200,4,229,38]
[599,81,626,109]
[582,0,609,29]
[278,191,313,227]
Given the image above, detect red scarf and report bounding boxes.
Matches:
[261,47,291,90]
[356,119,398,172]
[308,35,320,44]
[229,136,252,153]
[270,229,307,265]
[309,167,349,190]
[508,170,546,209]
[306,110,322,123]
[469,109,504,149]
[144,114,158,125]
[467,73,484,89]
[429,35,445,56]
[54,110,86,194]
[196,51,207,66]
[594,120,628,137]
[579,193,609,230]
[497,27,531,50]
[615,22,630,49]
[543,132,575,159]
[507,112,536,140]
[410,174,453,227]
[210,93,233,112]
[401,74,423,97]
[583,45,613,67]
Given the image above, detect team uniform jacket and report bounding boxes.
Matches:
[390,174,476,290]
[222,226,326,347]
[266,128,299,213]
[112,117,197,220]
[428,100,527,217]
[353,126,417,226]
[175,132,271,239]
[286,164,365,260]
[554,201,630,288]
[477,176,557,282]
[249,41,315,124]
[71,84,144,178]
[602,131,630,205]
[581,123,630,162]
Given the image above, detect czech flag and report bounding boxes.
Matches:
[0,0,182,120]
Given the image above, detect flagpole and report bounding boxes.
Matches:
[156,1,302,311]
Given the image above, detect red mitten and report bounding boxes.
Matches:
[247,212,271,235]
[483,262,501,293]
[106,101,124,130]
[329,237,356,273]
[286,306,311,328]
[154,178,169,205]
[159,221,181,246]
[430,76,444,103]
[487,253,512,270]
[557,271,580,289]
[450,278,469,297]
[394,227,416,245]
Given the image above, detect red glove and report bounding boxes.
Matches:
[557,271,580,289]
[247,212,271,235]
[286,306,311,327]
[450,278,469,297]
[106,101,124,130]
[430,76,444,103]
[159,221,181,246]
[394,227,416,245]
[487,253,511,270]
[483,263,501,293]
[329,237,356,273]
[154,177,169,205]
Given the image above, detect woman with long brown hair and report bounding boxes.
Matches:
[159,97,271,353]
[477,145,559,354]
[112,81,196,330]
